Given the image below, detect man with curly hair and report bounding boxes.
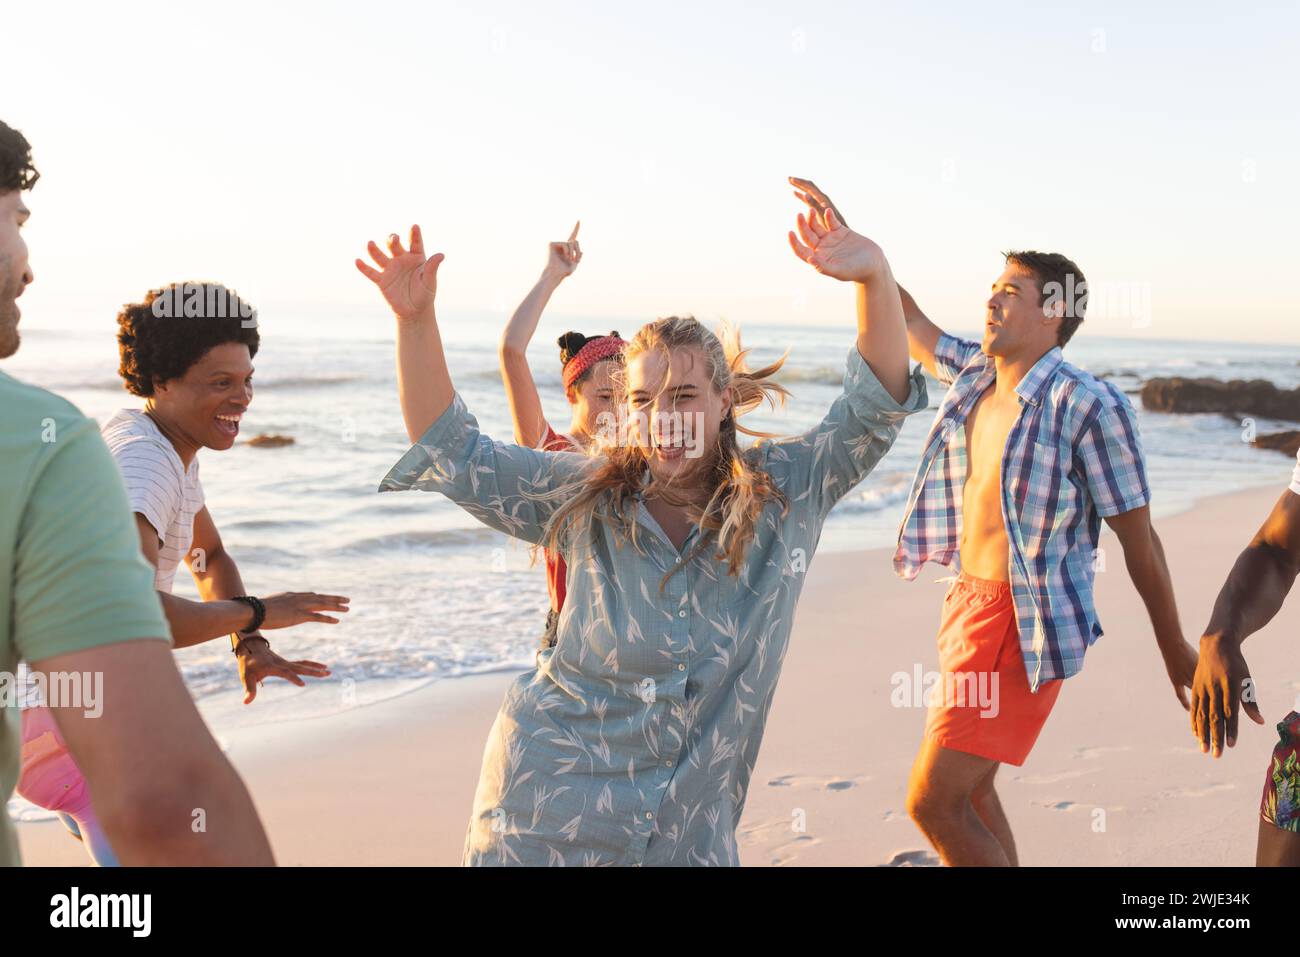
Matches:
[106,282,347,695]
[17,280,353,865]
[0,118,274,865]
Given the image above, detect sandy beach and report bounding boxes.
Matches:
[17,482,1299,867]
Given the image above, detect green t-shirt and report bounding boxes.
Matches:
[0,369,171,866]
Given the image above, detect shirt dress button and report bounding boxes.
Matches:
[644,812,653,820]
[678,610,687,618]
[677,663,686,672]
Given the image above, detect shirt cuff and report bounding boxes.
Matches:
[377,393,475,493]
[845,346,929,425]
[1096,484,1152,519]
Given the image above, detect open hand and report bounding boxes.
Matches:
[235,637,331,705]
[789,176,849,229]
[1191,635,1266,757]
[260,591,351,629]
[788,204,887,283]
[355,224,444,322]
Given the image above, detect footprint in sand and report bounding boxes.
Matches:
[883,849,940,867]
[737,817,795,841]
[1074,745,1132,760]
[1155,782,1235,799]
[1013,767,1100,785]
[1033,799,1080,811]
[767,773,867,791]
[1032,800,1126,814]
[769,834,821,866]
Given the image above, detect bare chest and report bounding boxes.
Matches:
[964,389,1022,482]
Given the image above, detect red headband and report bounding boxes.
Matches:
[563,335,626,390]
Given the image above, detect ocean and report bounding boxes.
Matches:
[6,314,1300,742]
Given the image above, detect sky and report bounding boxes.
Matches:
[2,0,1297,343]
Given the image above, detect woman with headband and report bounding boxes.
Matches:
[498,221,625,647]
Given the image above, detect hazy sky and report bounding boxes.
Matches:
[3,0,1296,342]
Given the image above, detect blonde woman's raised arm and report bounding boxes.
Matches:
[356,224,451,443]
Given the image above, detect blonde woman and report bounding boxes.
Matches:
[355,198,927,865]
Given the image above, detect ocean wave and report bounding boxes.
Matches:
[34,371,370,393]
[259,373,368,390]
[36,378,128,393]
[223,518,318,532]
[337,526,505,554]
[829,473,914,515]
[774,367,843,386]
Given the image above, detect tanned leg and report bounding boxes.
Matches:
[1257,817,1300,866]
[970,762,1017,866]
[906,737,1009,866]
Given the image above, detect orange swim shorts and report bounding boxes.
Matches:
[923,573,1064,767]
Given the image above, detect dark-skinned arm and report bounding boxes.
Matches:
[1192,489,1300,755]
[134,511,349,649]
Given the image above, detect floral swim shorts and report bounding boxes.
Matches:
[1260,710,1300,833]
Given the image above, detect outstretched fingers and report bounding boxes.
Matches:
[289,659,332,677]
[788,229,815,263]
[366,240,390,269]
[795,210,823,248]
[792,188,820,212]
[790,176,830,209]
[418,252,445,292]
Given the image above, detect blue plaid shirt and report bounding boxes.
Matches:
[894,333,1150,690]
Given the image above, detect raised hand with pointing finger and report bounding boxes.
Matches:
[544,221,582,281]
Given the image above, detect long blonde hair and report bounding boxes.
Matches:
[536,316,791,590]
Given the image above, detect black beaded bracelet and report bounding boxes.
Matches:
[232,595,266,636]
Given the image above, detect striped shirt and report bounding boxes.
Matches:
[894,333,1150,691]
[101,409,205,594]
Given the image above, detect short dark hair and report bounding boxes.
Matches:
[116,282,260,397]
[0,120,39,193]
[1003,250,1087,347]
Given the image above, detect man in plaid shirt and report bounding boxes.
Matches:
[792,178,1198,867]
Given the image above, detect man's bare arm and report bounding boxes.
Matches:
[31,640,275,864]
[135,512,349,648]
[1105,506,1197,708]
[896,283,944,379]
[136,514,254,646]
[1190,489,1300,755]
[1203,490,1300,646]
